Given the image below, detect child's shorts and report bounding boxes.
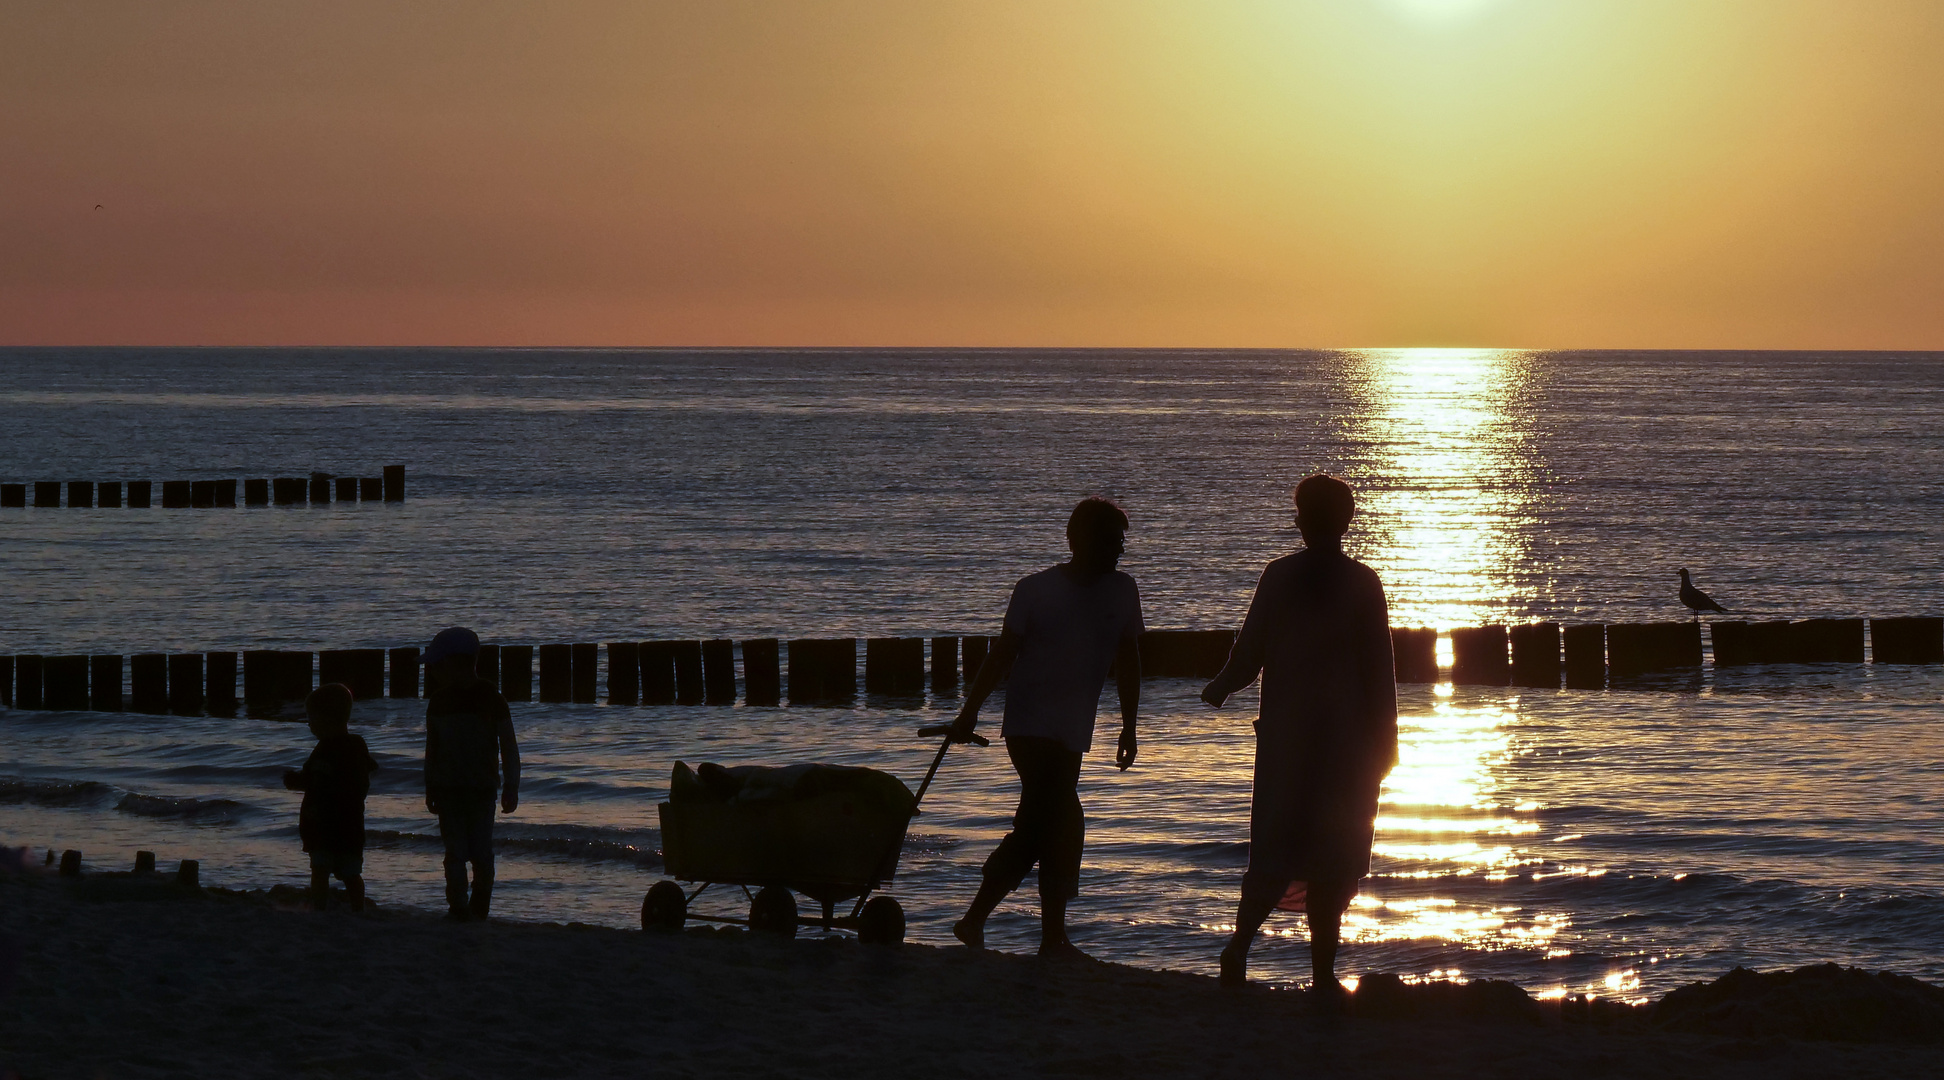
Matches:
[308,849,363,880]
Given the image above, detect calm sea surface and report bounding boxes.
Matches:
[1,347,1940,999]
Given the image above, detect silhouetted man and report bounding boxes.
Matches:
[947,497,1144,959]
[422,627,520,922]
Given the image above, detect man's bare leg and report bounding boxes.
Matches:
[954,877,1010,948]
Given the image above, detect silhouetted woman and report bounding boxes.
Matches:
[1200,474,1397,1004]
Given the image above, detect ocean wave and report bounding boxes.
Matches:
[365,825,664,868]
[0,777,118,808]
[0,774,255,823]
[114,792,250,822]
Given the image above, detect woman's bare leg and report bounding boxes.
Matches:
[1305,878,1357,996]
[1222,876,1286,986]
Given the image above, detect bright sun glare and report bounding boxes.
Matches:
[1383,0,1503,24]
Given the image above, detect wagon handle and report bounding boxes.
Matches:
[910,725,987,811]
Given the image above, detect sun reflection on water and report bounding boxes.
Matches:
[1347,347,1539,631]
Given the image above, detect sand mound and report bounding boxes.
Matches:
[1352,973,1544,1026]
[1653,963,1944,1044]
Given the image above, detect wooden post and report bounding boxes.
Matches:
[205,651,238,715]
[1135,630,1236,679]
[244,479,270,506]
[823,639,857,704]
[59,850,81,877]
[0,655,10,707]
[500,644,533,702]
[215,479,237,507]
[787,640,822,705]
[962,635,989,684]
[335,476,359,502]
[135,851,156,875]
[191,480,215,508]
[98,481,123,508]
[318,649,353,690]
[273,478,306,505]
[1509,623,1561,688]
[44,655,89,710]
[571,642,599,703]
[168,653,205,714]
[34,482,60,507]
[67,480,93,508]
[90,655,122,711]
[1451,626,1510,686]
[1872,617,1944,664]
[702,639,736,704]
[177,859,199,887]
[360,477,383,501]
[1749,621,1792,664]
[1562,625,1605,690]
[1791,618,1864,664]
[476,644,500,688]
[130,653,168,713]
[243,650,280,715]
[349,649,387,700]
[639,642,676,705]
[1710,621,1754,666]
[308,474,332,504]
[865,638,926,696]
[1390,627,1438,684]
[0,484,24,507]
[1608,623,1701,678]
[15,655,44,709]
[606,642,640,705]
[930,637,959,694]
[537,644,572,702]
[383,465,405,502]
[390,647,420,698]
[128,480,152,508]
[673,641,705,705]
[277,651,314,701]
[162,480,191,508]
[740,639,780,706]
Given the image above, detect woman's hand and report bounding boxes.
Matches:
[1200,680,1229,708]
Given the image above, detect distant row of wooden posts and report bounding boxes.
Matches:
[3,619,1939,717]
[0,466,404,508]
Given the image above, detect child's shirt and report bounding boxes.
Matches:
[293,732,378,853]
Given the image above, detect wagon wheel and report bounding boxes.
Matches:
[856,896,905,946]
[642,880,686,931]
[749,887,798,938]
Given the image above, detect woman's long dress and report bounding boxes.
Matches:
[1216,546,1397,908]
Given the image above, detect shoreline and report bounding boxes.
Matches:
[5,874,1944,1079]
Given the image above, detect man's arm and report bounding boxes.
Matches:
[1114,633,1140,771]
[947,630,1021,741]
[497,700,521,814]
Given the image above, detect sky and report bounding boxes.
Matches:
[4,0,1944,349]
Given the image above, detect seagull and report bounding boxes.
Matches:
[1678,568,1727,615]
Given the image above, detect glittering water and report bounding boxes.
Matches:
[2,347,1941,999]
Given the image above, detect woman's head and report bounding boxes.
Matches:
[1294,474,1355,541]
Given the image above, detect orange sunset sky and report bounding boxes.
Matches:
[4,0,1943,349]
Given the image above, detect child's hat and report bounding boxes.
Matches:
[421,626,480,665]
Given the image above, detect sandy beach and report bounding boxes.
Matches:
[4,872,1941,1080]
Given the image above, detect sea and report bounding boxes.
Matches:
[1,347,1940,1001]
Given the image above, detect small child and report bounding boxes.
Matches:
[282,683,378,911]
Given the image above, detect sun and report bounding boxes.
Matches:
[1381,0,1504,24]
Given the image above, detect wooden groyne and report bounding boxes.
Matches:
[0,466,404,508]
[2,619,1938,716]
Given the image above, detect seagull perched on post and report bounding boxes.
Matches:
[1678,568,1727,615]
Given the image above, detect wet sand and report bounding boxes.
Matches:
[3,874,1941,1080]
